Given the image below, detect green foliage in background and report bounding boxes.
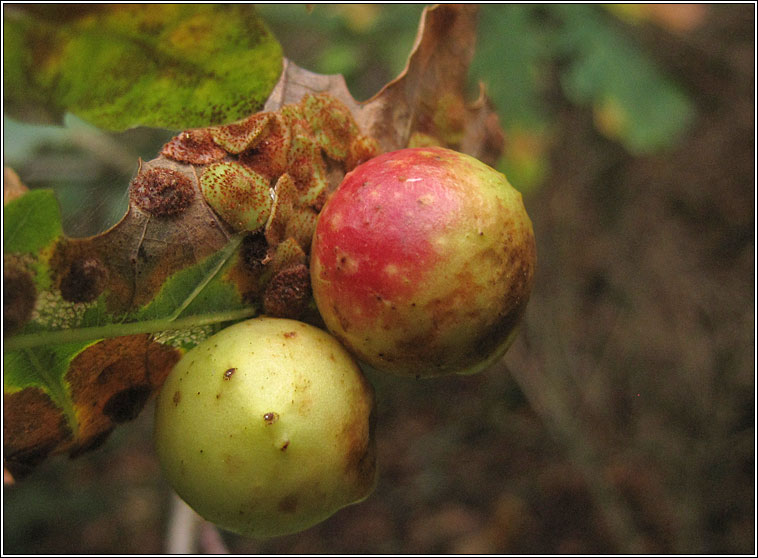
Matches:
[552,5,695,153]
[473,4,695,190]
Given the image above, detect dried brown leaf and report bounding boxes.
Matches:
[356,4,504,165]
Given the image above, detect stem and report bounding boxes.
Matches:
[3,308,257,352]
[200,522,230,554]
[166,493,201,554]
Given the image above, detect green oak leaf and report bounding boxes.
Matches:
[552,4,695,154]
[469,4,552,190]
[471,4,550,131]
[3,189,62,254]
[3,188,257,476]
[3,4,283,131]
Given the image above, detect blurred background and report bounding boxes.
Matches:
[3,4,754,554]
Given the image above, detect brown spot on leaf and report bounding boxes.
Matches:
[130,167,194,217]
[263,412,279,425]
[66,334,180,456]
[58,257,107,303]
[173,390,182,405]
[279,440,290,451]
[3,267,36,335]
[283,331,297,339]
[161,129,227,165]
[102,385,152,423]
[262,264,311,319]
[3,387,74,479]
[224,367,236,380]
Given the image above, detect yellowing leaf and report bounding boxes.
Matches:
[3,5,283,130]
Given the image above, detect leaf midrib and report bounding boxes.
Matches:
[4,235,252,352]
[3,308,258,352]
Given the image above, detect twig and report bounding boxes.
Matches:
[501,356,648,553]
[166,493,201,554]
[199,522,230,554]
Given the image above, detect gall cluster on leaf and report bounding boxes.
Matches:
[158,93,380,320]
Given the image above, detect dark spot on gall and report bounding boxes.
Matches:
[102,385,152,423]
[280,440,290,451]
[278,494,298,513]
[3,267,36,335]
[224,368,236,380]
[284,331,296,339]
[130,167,194,217]
[342,399,377,495]
[263,412,279,425]
[59,257,107,303]
[173,391,181,405]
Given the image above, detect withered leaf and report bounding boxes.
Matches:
[356,4,504,165]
